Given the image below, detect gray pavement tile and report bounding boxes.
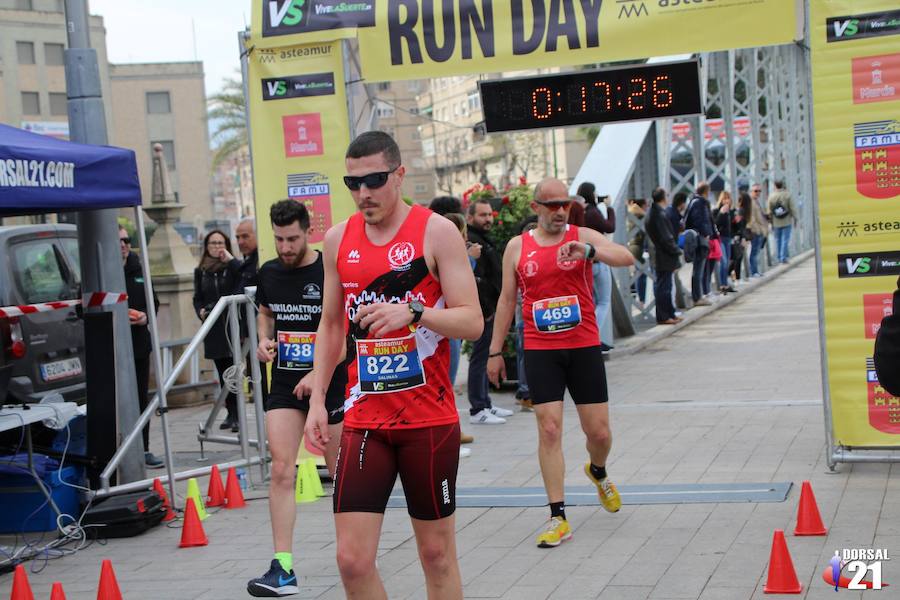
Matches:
[596,585,654,599]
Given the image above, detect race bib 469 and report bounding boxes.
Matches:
[533,295,582,333]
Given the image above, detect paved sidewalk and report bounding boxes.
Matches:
[2,258,897,599]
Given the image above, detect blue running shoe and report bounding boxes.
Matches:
[247,559,299,597]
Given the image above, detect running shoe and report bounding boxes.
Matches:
[536,517,572,548]
[247,559,299,597]
[470,409,506,424]
[584,463,621,513]
[489,406,514,418]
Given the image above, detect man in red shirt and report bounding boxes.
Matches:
[488,178,634,548]
[305,131,482,599]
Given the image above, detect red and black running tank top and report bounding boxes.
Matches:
[337,204,457,430]
[517,225,600,350]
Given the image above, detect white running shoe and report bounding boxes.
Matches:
[489,406,514,418]
[459,447,472,458]
[469,409,506,424]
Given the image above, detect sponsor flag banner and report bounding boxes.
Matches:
[810,0,900,446]
[251,0,374,47]
[247,39,355,260]
[357,0,797,82]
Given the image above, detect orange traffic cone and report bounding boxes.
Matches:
[153,478,176,522]
[49,582,67,600]
[794,480,827,536]
[224,467,246,509]
[763,530,802,594]
[96,559,123,600]
[179,497,208,548]
[206,465,226,508]
[10,565,35,600]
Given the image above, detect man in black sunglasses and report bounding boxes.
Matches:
[305,131,482,600]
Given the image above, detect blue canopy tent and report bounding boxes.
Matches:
[0,123,141,216]
[0,123,176,499]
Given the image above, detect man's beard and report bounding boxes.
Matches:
[279,249,305,268]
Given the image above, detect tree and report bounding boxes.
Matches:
[208,75,248,169]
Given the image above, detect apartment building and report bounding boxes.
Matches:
[0,1,213,228]
[415,73,592,196]
[108,62,213,230]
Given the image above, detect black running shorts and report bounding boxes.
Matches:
[332,422,460,520]
[524,346,609,405]
[264,377,345,425]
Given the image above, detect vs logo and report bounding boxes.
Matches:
[846,257,871,275]
[832,19,858,39]
[266,80,287,97]
[268,0,308,29]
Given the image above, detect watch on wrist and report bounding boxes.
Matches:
[408,300,425,324]
[585,242,596,261]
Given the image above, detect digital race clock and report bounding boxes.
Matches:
[479,59,702,133]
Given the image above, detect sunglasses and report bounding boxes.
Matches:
[535,199,572,211]
[119,237,131,244]
[343,167,398,191]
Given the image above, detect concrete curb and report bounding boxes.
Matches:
[607,248,816,359]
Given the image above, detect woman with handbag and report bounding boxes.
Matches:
[712,192,736,293]
[193,230,241,431]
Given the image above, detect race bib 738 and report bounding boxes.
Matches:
[277,331,315,370]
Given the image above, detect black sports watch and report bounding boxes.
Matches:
[408,300,425,324]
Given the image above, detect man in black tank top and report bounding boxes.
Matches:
[247,200,346,598]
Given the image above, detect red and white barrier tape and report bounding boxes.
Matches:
[0,292,127,319]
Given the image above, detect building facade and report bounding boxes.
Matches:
[412,73,591,198]
[0,1,213,230]
[108,62,213,231]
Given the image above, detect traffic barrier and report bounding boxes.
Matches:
[0,293,127,319]
[179,498,208,548]
[763,530,802,594]
[185,478,209,520]
[206,465,225,508]
[794,480,827,536]
[10,565,34,600]
[224,467,246,509]
[96,560,123,600]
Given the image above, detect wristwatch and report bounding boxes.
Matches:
[408,300,425,324]
[584,242,597,261]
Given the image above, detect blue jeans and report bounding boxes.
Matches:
[718,238,732,286]
[774,224,792,263]
[654,270,675,322]
[749,235,765,275]
[467,315,493,414]
[592,262,614,346]
[691,244,710,301]
[448,338,461,386]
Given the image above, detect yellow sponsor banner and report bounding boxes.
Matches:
[810,0,900,446]
[250,0,373,48]
[247,40,356,261]
[357,0,798,82]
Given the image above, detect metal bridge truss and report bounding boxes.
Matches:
[611,43,816,331]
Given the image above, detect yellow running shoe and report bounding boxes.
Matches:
[536,516,572,548]
[584,463,621,513]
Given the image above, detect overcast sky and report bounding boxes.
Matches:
[89,0,250,94]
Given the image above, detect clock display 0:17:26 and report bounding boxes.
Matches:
[479,60,702,133]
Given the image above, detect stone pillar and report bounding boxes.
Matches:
[143,144,208,406]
